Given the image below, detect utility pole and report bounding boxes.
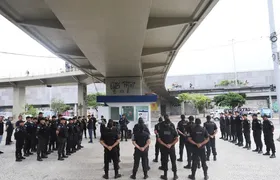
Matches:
[231,39,238,86]
[267,0,280,123]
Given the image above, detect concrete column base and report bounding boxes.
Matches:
[78,84,87,116]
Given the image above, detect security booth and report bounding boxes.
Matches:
[96,95,157,132]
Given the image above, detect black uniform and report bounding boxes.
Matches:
[92,117,97,139]
[203,121,217,159]
[176,119,188,161]
[49,120,58,151]
[185,121,195,167]
[157,121,178,175]
[252,118,263,152]
[243,118,251,149]
[230,115,236,142]
[188,124,209,178]
[235,115,243,145]
[66,122,75,154]
[36,123,48,160]
[119,117,129,141]
[31,122,38,152]
[82,118,87,138]
[44,122,51,154]
[101,126,120,177]
[57,123,68,159]
[75,121,82,149]
[225,115,231,140]
[219,116,226,139]
[24,121,33,155]
[14,125,26,161]
[5,119,14,145]
[263,120,276,155]
[154,122,161,162]
[131,129,150,178]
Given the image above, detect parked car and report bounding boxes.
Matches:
[260,108,272,118]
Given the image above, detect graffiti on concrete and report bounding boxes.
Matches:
[109,81,135,94]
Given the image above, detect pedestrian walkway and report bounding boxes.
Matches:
[0,130,280,180]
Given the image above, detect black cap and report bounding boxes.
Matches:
[39,112,43,115]
[229,111,232,114]
[73,117,77,120]
[181,114,185,120]
[220,112,224,114]
[252,113,258,117]
[52,115,56,118]
[68,118,73,121]
[235,110,239,113]
[78,116,81,119]
[188,116,194,121]
[242,114,248,117]
[195,118,201,125]
[60,117,66,120]
[262,114,268,118]
[18,120,25,124]
[26,116,31,119]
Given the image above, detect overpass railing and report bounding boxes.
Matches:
[0,67,80,79]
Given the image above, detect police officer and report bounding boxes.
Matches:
[66,118,75,155]
[14,120,26,162]
[157,115,178,180]
[230,112,237,143]
[56,118,68,161]
[262,114,276,158]
[119,114,129,141]
[100,115,107,135]
[225,112,231,141]
[49,116,58,151]
[153,117,163,163]
[100,119,121,179]
[219,113,226,139]
[82,116,87,138]
[130,121,150,179]
[235,111,243,147]
[184,116,195,169]
[36,118,48,161]
[187,118,209,180]
[203,115,218,161]
[74,117,83,150]
[241,114,250,150]
[31,117,38,152]
[45,119,51,154]
[24,116,33,156]
[176,114,188,162]
[252,114,263,153]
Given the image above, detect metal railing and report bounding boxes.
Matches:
[0,67,80,79]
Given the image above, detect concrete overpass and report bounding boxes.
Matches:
[0,0,218,102]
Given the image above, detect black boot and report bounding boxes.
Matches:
[37,154,42,161]
[160,171,167,180]
[188,175,195,180]
[177,158,183,162]
[114,170,121,179]
[173,171,178,180]
[62,154,68,158]
[270,153,276,158]
[184,164,191,169]
[247,144,251,150]
[206,156,210,161]
[213,155,217,161]
[103,172,109,179]
[153,158,158,162]
[144,171,148,179]
[130,172,136,179]
[58,154,64,161]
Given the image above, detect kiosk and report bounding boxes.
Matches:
[96,95,157,131]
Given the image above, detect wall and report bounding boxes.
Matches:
[105,77,142,95]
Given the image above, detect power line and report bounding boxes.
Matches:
[0,51,58,58]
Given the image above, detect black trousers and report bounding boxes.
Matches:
[220,127,225,138]
[49,132,57,150]
[226,125,231,140]
[6,130,13,144]
[15,140,24,159]
[104,149,119,175]
[57,137,66,156]
[161,146,177,172]
[206,137,217,157]
[66,135,74,153]
[93,127,97,138]
[24,135,32,154]
[178,136,187,159]
[264,134,276,154]
[37,137,45,157]
[83,129,87,138]
[31,135,37,151]
[236,127,243,144]
[78,132,83,147]
[243,131,251,146]
[155,141,160,160]
[44,136,49,153]
[133,149,148,174]
[231,125,237,141]
[186,143,193,166]
[253,131,263,151]
[120,127,127,140]
[73,133,78,149]
[191,147,208,177]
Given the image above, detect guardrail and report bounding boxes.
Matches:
[0,67,80,79]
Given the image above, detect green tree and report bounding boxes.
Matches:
[178,93,193,103]
[24,104,37,117]
[217,80,230,86]
[213,93,246,109]
[86,92,104,108]
[51,98,70,115]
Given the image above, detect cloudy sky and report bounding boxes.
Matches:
[0,0,279,78]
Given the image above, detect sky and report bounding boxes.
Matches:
[0,0,280,78]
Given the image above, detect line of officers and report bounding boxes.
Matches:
[14,114,87,162]
[99,114,212,180]
[219,111,276,158]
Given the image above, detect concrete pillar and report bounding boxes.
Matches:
[105,77,142,95]
[181,101,185,115]
[78,84,87,116]
[13,87,26,119]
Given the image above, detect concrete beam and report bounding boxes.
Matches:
[57,49,85,57]
[13,87,26,118]
[78,65,97,70]
[39,79,45,84]
[18,19,65,30]
[142,47,174,56]
[145,79,163,83]
[9,82,16,86]
[147,82,164,87]
[72,76,79,82]
[143,72,164,78]
[147,17,195,29]
[142,63,167,69]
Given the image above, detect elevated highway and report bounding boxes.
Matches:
[0,0,219,103]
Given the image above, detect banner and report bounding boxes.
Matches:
[137,110,148,123]
[151,103,158,111]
